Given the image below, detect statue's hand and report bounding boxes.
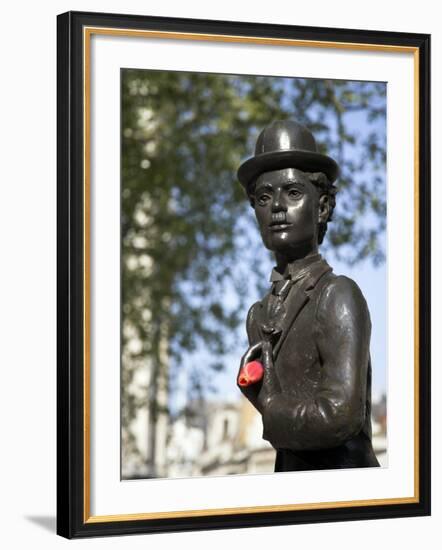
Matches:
[237,341,281,414]
[236,343,265,410]
[237,344,264,388]
[237,343,263,387]
[239,342,262,370]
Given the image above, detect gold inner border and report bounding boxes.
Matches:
[82,26,421,524]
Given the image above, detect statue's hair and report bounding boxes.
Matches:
[247,171,337,245]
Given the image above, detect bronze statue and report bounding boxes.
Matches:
[237,120,380,471]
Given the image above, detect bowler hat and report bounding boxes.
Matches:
[237,120,339,190]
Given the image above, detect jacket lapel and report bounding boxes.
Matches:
[271,259,332,359]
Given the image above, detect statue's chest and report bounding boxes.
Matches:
[272,300,322,392]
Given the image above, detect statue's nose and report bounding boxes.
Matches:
[271,189,286,212]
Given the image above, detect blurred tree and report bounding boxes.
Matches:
[121,70,386,476]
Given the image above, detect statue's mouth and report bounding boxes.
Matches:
[269,223,292,231]
[269,212,292,230]
[269,215,291,229]
[270,212,287,225]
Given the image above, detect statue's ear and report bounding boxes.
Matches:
[318,194,330,224]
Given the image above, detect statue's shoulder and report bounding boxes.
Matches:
[246,287,272,320]
[316,274,371,326]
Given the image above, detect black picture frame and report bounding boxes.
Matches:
[57,10,431,539]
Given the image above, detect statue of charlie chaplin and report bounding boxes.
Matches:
[237,120,380,471]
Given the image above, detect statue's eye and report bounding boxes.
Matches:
[257,194,271,205]
[288,188,301,199]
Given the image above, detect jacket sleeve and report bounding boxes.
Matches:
[261,276,371,451]
[246,301,261,346]
[238,301,265,412]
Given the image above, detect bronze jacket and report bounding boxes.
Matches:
[242,255,380,471]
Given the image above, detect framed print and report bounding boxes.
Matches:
[57,10,431,538]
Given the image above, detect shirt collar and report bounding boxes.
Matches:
[269,254,323,283]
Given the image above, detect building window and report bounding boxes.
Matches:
[222,418,229,440]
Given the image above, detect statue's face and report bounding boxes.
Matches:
[253,168,321,258]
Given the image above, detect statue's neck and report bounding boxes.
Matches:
[275,248,320,277]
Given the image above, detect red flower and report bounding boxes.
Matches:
[237,360,264,387]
